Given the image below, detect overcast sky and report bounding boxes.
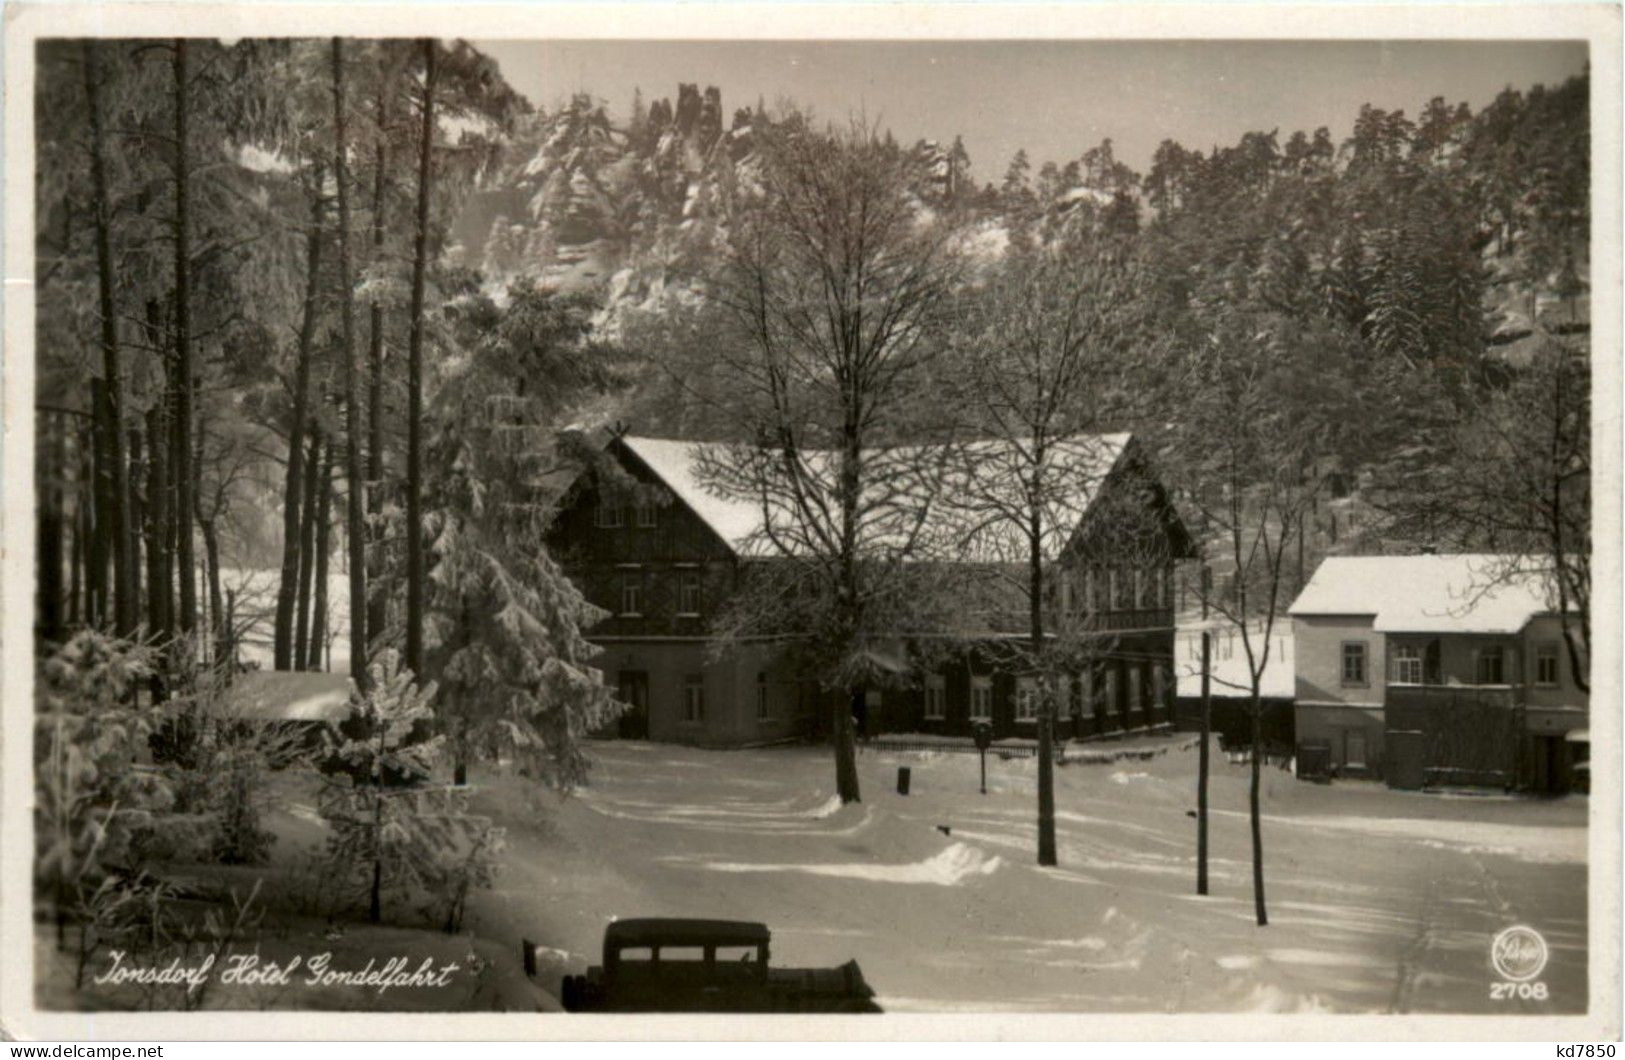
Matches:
[473,39,1587,180]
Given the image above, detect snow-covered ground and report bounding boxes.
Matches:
[448,736,1586,1014]
[1175,624,1295,700]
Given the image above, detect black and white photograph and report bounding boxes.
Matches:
[2,1,1617,1040]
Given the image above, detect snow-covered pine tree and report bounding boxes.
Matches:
[35,632,168,945]
[422,282,624,790]
[318,648,501,926]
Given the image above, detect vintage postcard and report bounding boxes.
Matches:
[1,1,1619,1042]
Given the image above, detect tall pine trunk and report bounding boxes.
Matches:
[403,39,436,679]
[83,41,134,636]
[68,493,83,629]
[274,174,325,669]
[331,38,369,687]
[38,416,64,643]
[309,444,335,671]
[86,385,107,629]
[201,517,224,665]
[143,303,174,650]
[144,406,172,646]
[366,80,389,649]
[172,39,197,635]
[127,425,143,619]
[295,429,322,670]
[144,403,173,702]
[167,370,188,636]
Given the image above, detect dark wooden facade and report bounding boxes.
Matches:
[548,436,1190,746]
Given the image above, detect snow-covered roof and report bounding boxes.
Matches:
[1288,554,1555,635]
[618,433,1131,560]
[620,436,765,549]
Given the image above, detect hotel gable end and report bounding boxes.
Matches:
[546,434,1196,747]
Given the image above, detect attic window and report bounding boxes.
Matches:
[595,503,624,528]
[634,505,658,528]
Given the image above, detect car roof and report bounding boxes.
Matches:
[606,918,771,948]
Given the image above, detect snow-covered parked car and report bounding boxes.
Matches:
[560,918,881,1012]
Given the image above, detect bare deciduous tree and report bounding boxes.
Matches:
[942,238,1155,866]
[1161,310,1361,926]
[695,116,962,804]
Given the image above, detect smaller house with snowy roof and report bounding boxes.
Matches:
[546,433,1193,747]
[1288,554,1587,793]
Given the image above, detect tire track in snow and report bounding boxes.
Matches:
[1389,846,1443,1013]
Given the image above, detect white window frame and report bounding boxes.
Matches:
[1341,641,1368,687]
[1393,644,1423,685]
[620,573,644,616]
[970,676,993,720]
[923,674,946,720]
[1015,677,1040,722]
[678,570,702,616]
[1535,644,1560,688]
[683,676,705,723]
[1475,646,1506,685]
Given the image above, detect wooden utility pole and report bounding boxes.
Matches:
[1197,629,1211,895]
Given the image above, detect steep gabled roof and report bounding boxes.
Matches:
[619,435,765,549]
[1288,554,1556,634]
[616,433,1133,561]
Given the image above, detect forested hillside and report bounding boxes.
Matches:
[458,75,1587,352]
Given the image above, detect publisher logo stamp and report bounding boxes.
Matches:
[1491,925,1549,983]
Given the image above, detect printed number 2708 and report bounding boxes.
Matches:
[1490,982,1549,1000]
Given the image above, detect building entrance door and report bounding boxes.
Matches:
[617,671,650,739]
[1345,729,1368,770]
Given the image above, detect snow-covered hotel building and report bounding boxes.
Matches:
[1288,554,1589,793]
[546,434,1195,747]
